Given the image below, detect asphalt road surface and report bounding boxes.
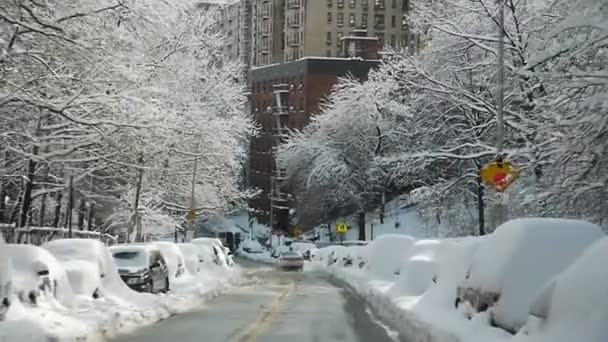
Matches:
[111,260,406,342]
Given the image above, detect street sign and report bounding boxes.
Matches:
[480,160,519,192]
[186,209,198,223]
[337,222,348,234]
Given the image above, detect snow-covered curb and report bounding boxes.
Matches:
[314,265,507,342]
[0,266,243,342]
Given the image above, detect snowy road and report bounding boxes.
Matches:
[111,262,404,342]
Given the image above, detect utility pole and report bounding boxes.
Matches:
[187,145,199,243]
[68,175,74,238]
[133,153,144,242]
[491,0,509,231]
[496,0,505,154]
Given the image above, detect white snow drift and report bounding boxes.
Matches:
[309,218,606,342]
[0,239,242,342]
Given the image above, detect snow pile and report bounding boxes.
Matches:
[389,239,442,297]
[367,234,416,280]
[514,237,608,342]
[0,240,243,341]
[310,218,606,342]
[240,237,264,253]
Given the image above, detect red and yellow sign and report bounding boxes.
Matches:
[480,160,519,192]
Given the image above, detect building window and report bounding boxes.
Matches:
[391,15,396,27]
[326,31,332,44]
[402,0,409,11]
[326,49,332,56]
[337,31,344,47]
[374,14,384,29]
[349,13,356,26]
[390,34,396,46]
[337,0,344,8]
[392,0,397,8]
[377,32,385,46]
[327,0,333,7]
[362,13,368,28]
[327,12,333,24]
[362,0,368,10]
[349,0,356,8]
[337,12,344,26]
[375,0,385,10]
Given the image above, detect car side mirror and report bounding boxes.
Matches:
[151,262,161,269]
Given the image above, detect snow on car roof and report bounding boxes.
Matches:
[109,244,156,254]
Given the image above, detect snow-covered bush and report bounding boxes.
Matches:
[367,235,416,280]
[459,218,605,332]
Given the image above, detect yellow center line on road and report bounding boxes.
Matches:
[227,280,296,342]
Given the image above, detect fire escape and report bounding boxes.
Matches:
[269,83,290,231]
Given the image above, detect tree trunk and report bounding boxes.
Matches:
[52,192,63,227]
[38,193,47,227]
[0,175,5,223]
[19,156,37,227]
[477,173,485,236]
[357,210,366,241]
[19,118,42,228]
[77,198,86,230]
[87,203,95,231]
[8,180,23,224]
[67,176,74,237]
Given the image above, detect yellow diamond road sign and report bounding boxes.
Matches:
[480,160,520,192]
[337,222,348,234]
[186,209,197,223]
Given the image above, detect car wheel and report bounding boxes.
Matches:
[145,280,154,293]
[162,277,170,293]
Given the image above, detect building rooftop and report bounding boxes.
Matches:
[250,57,380,81]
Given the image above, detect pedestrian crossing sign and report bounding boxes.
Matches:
[337,222,348,233]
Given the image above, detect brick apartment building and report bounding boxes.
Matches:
[248,32,380,229]
[220,0,412,67]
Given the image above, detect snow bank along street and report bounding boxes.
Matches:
[307,218,608,342]
[0,236,243,342]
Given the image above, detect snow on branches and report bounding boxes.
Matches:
[279,0,607,234]
[0,0,253,232]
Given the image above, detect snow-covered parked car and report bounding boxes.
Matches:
[0,234,9,320]
[177,243,204,274]
[151,241,187,280]
[367,234,416,280]
[43,239,116,299]
[288,241,317,259]
[3,244,73,306]
[456,218,604,333]
[110,245,170,293]
[191,238,230,267]
[516,237,608,342]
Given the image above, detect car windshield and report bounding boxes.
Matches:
[113,251,147,268]
[281,251,301,257]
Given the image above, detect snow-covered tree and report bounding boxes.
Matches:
[0,0,253,232]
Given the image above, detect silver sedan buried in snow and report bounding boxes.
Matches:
[277,251,305,271]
